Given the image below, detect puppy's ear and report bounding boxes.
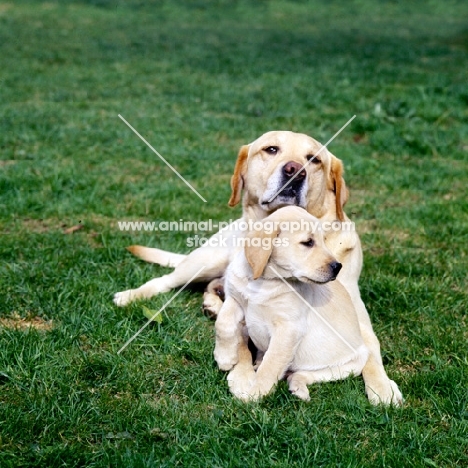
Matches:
[228,145,249,207]
[330,155,349,222]
[244,228,279,280]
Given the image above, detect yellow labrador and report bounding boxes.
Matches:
[214,206,369,401]
[114,131,403,405]
[114,131,347,306]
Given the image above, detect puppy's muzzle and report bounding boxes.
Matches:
[329,261,342,280]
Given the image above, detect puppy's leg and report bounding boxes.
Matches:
[287,345,369,402]
[287,372,312,401]
[227,328,256,398]
[214,297,245,371]
[287,368,354,402]
[114,246,230,307]
[242,326,301,401]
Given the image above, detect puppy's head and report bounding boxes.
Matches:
[244,206,342,283]
[229,131,348,221]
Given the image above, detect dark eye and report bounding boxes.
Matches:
[301,239,315,247]
[264,146,279,155]
[306,154,321,164]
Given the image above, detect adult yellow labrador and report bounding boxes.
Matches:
[114,131,403,406]
[214,206,370,401]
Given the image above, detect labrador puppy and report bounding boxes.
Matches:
[214,206,369,401]
[114,131,403,405]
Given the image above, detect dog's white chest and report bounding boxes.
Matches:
[245,306,274,352]
[244,281,305,352]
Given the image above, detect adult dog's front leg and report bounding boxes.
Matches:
[338,249,403,406]
[350,291,403,406]
[214,297,245,371]
[360,326,403,406]
[114,246,231,307]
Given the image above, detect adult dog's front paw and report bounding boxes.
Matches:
[202,292,223,319]
[366,379,404,406]
[113,290,135,307]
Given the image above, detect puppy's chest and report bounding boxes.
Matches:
[244,280,279,304]
[227,273,277,305]
[245,315,271,352]
[243,282,304,352]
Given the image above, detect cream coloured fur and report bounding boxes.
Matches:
[114,131,403,406]
[214,207,370,401]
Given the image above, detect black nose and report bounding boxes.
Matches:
[330,261,342,278]
[282,161,306,181]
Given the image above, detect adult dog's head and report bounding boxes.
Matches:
[228,131,349,221]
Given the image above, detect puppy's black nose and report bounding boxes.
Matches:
[283,161,306,181]
[330,261,342,278]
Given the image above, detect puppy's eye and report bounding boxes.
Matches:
[301,239,315,247]
[306,154,321,164]
[264,146,279,155]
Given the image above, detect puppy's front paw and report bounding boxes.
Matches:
[214,344,239,371]
[366,379,404,406]
[227,364,257,400]
[287,375,311,401]
[229,370,276,402]
[113,290,135,307]
[238,381,275,402]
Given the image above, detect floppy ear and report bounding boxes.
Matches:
[244,227,279,280]
[228,145,249,207]
[330,155,349,222]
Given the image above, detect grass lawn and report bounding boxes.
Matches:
[1,0,467,466]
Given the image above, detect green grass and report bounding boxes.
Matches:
[1,0,467,466]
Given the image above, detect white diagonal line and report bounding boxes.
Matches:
[268,266,358,353]
[267,115,356,203]
[117,266,206,354]
[118,114,207,203]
